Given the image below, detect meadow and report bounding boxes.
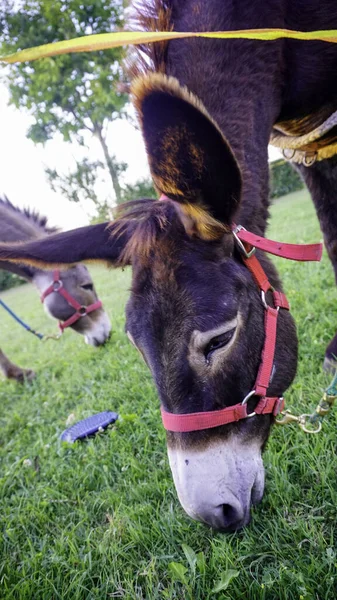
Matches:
[0,190,336,599]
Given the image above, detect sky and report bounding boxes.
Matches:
[0,82,281,231]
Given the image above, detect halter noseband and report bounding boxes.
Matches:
[40,269,103,332]
[159,198,322,432]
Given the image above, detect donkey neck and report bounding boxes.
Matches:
[165,1,284,234]
[0,201,49,243]
[0,201,51,281]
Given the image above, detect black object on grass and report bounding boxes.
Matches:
[60,411,118,443]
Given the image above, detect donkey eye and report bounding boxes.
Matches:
[204,328,236,361]
[81,283,94,291]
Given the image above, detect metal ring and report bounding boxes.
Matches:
[282,148,296,160]
[241,389,256,418]
[261,290,280,311]
[303,152,317,167]
[78,306,87,317]
[53,280,63,291]
[298,414,322,434]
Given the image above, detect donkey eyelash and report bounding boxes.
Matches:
[204,328,236,362]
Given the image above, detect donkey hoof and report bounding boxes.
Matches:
[323,356,337,374]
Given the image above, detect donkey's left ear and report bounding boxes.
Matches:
[132,73,242,225]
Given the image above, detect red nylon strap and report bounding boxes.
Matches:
[40,269,62,302]
[40,284,53,302]
[161,396,284,432]
[155,210,321,432]
[254,396,285,416]
[158,198,322,262]
[240,240,280,397]
[58,286,82,311]
[59,299,102,331]
[236,228,322,262]
[41,269,103,331]
[273,290,289,310]
[241,253,271,292]
[254,306,278,396]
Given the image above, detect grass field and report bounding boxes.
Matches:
[1,190,336,600]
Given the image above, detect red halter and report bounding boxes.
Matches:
[159,197,323,432]
[40,269,103,332]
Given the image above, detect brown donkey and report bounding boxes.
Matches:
[0,197,111,382]
[0,0,337,531]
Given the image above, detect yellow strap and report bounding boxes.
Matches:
[1,29,337,64]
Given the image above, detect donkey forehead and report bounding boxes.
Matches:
[59,264,91,283]
[127,250,247,339]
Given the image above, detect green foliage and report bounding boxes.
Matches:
[46,159,106,205]
[0,0,127,144]
[1,190,337,599]
[90,177,157,222]
[46,156,127,206]
[0,270,25,291]
[168,545,239,598]
[211,570,240,593]
[270,159,304,199]
[119,178,157,204]
[0,0,129,204]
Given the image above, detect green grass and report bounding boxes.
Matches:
[1,189,336,600]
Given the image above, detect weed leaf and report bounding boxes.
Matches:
[211,569,240,593]
[182,544,197,575]
[168,562,189,585]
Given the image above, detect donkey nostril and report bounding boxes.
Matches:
[222,503,237,521]
[219,503,245,532]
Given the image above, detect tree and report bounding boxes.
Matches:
[45,156,128,207]
[89,177,157,223]
[120,178,157,204]
[0,0,129,205]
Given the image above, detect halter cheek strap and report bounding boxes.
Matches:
[159,203,322,432]
[41,269,103,332]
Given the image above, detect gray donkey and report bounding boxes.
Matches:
[0,197,111,382]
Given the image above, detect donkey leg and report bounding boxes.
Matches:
[0,348,35,383]
[298,156,337,371]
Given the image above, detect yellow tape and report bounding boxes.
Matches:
[1,28,337,64]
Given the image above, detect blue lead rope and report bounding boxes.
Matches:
[0,298,44,340]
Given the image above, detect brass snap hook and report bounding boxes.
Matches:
[275,410,300,426]
[298,414,322,434]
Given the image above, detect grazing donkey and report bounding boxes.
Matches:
[0,197,111,382]
[0,0,336,531]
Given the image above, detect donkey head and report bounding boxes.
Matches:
[0,74,298,531]
[33,265,111,346]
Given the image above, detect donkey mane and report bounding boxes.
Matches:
[0,196,58,236]
[130,0,173,76]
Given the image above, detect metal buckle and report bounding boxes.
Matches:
[233,225,256,258]
[241,389,256,417]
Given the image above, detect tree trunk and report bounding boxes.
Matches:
[95,125,122,204]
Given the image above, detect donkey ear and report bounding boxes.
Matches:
[132,73,242,225]
[0,222,130,270]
